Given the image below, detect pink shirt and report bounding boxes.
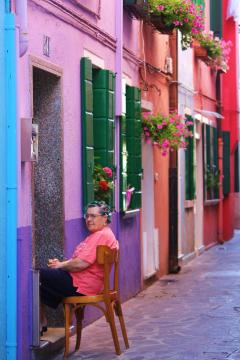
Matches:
[70,226,119,295]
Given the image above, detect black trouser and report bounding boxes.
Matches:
[40,268,82,309]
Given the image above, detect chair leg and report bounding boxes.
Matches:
[64,304,71,358]
[114,301,129,349]
[105,301,121,355]
[74,307,84,352]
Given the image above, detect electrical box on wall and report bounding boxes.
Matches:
[21,118,39,162]
[165,57,173,74]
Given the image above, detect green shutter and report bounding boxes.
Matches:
[120,86,142,211]
[81,57,94,210]
[235,144,239,193]
[185,120,195,200]
[222,131,230,195]
[213,127,219,199]
[203,124,219,199]
[93,69,115,207]
[120,116,128,211]
[210,0,222,37]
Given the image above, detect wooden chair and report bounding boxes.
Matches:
[62,245,129,357]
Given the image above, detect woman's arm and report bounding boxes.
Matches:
[48,258,90,272]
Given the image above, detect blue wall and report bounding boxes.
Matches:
[0,1,7,357]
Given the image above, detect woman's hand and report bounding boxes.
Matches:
[47,257,90,271]
[48,258,62,268]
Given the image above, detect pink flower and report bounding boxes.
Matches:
[157,124,163,129]
[157,5,165,11]
[162,139,170,148]
[103,167,112,178]
[142,112,150,120]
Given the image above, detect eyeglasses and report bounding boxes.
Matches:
[84,214,103,220]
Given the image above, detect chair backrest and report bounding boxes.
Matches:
[96,245,119,294]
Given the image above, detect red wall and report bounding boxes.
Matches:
[222,0,238,240]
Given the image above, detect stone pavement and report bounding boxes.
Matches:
[51,231,240,360]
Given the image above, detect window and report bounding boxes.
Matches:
[203,124,219,200]
[222,131,230,195]
[81,57,115,210]
[210,0,222,38]
[185,116,195,200]
[120,86,142,211]
[234,143,240,193]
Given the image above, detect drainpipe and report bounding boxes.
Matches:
[216,71,224,244]
[5,7,17,360]
[15,0,28,57]
[115,0,123,237]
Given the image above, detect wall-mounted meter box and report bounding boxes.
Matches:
[21,118,39,162]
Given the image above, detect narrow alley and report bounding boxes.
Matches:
[48,231,240,360]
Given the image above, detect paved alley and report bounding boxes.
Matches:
[51,231,240,360]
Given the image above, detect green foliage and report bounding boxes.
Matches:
[93,164,114,203]
[142,112,193,156]
[148,0,204,49]
[205,164,220,190]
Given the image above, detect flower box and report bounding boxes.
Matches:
[123,0,148,20]
[193,40,208,60]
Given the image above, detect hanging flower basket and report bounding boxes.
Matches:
[193,32,232,72]
[142,111,193,156]
[148,0,204,49]
[192,39,208,60]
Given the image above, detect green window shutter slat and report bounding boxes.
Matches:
[120,85,142,211]
[210,0,222,38]
[206,124,211,167]
[185,116,195,200]
[185,141,190,200]
[222,131,230,195]
[235,144,239,193]
[93,69,115,208]
[120,116,127,211]
[81,57,94,210]
[213,127,219,199]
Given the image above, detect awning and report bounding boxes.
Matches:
[194,109,224,119]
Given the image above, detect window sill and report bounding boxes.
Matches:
[121,209,140,219]
[204,199,220,206]
[184,200,194,209]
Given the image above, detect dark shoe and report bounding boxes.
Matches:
[40,326,48,337]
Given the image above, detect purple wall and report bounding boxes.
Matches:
[17,226,32,360]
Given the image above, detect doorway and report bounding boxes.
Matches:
[32,66,64,329]
[142,141,159,279]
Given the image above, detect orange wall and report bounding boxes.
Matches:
[140,25,171,275]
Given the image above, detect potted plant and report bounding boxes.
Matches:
[142,111,193,156]
[93,164,114,203]
[193,32,232,72]
[192,38,208,59]
[148,0,204,49]
[205,164,220,199]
